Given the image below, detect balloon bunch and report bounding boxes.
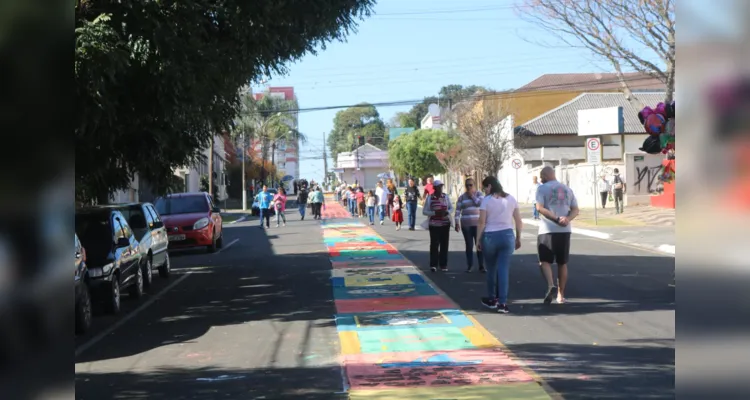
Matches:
[638,101,675,155]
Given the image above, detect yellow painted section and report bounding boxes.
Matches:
[339,331,361,355]
[349,382,552,399]
[344,275,412,287]
[460,326,501,348]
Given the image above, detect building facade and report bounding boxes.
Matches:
[251,86,299,193]
[334,144,390,190]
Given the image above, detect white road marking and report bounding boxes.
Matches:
[658,244,675,255]
[216,238,239,254]
[75,272,192,357]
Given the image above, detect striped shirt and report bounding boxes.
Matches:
[454,192,484,227]
[423,193,453,227]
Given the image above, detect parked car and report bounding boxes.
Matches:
[75,234,92,334]
[154,192,224,253]
[115,203,171,286]
[251,188,277,216]
[75,208,144,314]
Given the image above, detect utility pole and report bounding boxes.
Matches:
[323,132,328,185]
[208,134,214,199]
[271,142,276,188]
[241,132,247,210]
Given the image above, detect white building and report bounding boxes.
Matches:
[333,144,390,190]
[173,133,228,201]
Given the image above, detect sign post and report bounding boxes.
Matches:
[586,137,602,225]
[511,158,523,200]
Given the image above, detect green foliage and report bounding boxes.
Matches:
[400,85,489,129]
[388,129,459,178]
[75,0,375,203]
[327,103,387,160]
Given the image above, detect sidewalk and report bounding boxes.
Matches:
[518,205,675,256]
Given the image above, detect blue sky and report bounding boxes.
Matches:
[258,0,612,183]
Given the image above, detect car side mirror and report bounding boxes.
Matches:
[151,221,164,229]
[212,207,220,213]
[116,237,130,248]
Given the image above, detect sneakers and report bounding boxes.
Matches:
[430,267,437,272]
[479,267,486,274]
[465,266,473,273]
[481,297,498,309]
[497,303,510,314]
[440,266,448,272]
[396,226,401,231]
[408,227,415,231]
[276,224,280,228]
[544,286,558,304]
[380,221,384,225]
[370,222,374,225]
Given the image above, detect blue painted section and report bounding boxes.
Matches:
[336,309,473,332]
[333,284,437,300]
[324,237,386,244]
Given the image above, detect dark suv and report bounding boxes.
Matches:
[75,208,144,314]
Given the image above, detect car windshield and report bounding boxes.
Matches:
[75,213,113,261]
[155,196,208,215]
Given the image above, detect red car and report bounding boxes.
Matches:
[154,192,224,253]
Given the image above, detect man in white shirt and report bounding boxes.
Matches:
[527,176,542,220]
[375,181,389,225]
[597,175,611,208]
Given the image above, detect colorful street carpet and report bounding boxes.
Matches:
[319,196,554,399]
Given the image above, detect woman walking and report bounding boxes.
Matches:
[272,187,287,227]
[356,187,366,218]
[476,176,522,314]
[366,190,377,225]
[422,180,453,272]
[391,194,404,230]
[404,178,421,230]
[310,186,324,219]
[454,178,485,273]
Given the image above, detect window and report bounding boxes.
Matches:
[146,205,161,223]
[155,196,209,215]
[119,217,134,239]
[112,217,125,241]
[143,205,155,226]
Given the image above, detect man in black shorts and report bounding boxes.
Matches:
[535,166,579,304]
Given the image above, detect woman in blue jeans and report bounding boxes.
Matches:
[476,176,523,314]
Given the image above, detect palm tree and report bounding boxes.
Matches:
[232,90,306,205]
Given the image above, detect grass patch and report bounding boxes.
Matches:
[220,213,247,223]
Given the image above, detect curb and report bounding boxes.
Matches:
[522,218,675,257]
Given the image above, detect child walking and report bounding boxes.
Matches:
[391,194,404,230]
[366,190,377,225]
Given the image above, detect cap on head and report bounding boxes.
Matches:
[433,179,444,186]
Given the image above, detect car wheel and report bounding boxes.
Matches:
[216,231,224,249]
[129,265,144,298]
[143,256,153,288]
[159,252,171,278]
[207,230,217,253]
[75,282,92,335]
[105,276,121,314]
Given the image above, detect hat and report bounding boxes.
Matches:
[433,179,444,186]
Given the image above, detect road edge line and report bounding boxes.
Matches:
[75,272,192,358]
[216,238,240,254]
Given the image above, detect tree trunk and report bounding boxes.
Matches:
[208,135,214,199]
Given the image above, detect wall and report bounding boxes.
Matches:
[625,152,666,205]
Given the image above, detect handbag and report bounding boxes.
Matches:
[608,193,614,202]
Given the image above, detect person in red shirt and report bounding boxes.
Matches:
[423,176,435,199]
[356,188,366,218]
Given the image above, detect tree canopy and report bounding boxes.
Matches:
[327,103,387,160]
[75,0,375,203]
[388,129,459,178]
[397,85,490,129]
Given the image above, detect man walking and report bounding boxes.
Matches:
[535,166,579,304]
[612,168,626,214]
[598,175,611,208]
[527,176,542,220]
[297,184,309,220]
[375,181,389,225]
[404,178,421,230]
[310,186,324,219]
[255,185,273,229]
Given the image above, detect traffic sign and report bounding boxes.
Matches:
[511,159,522,169]
[586,137,602,165]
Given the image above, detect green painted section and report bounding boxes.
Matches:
[357,326,474,353]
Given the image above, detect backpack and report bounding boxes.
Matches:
[613,175,624,190]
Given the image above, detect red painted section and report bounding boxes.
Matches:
[650,160,675,209]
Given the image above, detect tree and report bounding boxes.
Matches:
[455,102,515,178]
[75,1,375,203]
[388,129,459,179]
[435,143,469,197]
[328,104,387,160]
[400,85,490,130]
[233,92,306,185]
[518,0,675,102]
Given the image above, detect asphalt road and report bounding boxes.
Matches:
[75,203,674,400]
